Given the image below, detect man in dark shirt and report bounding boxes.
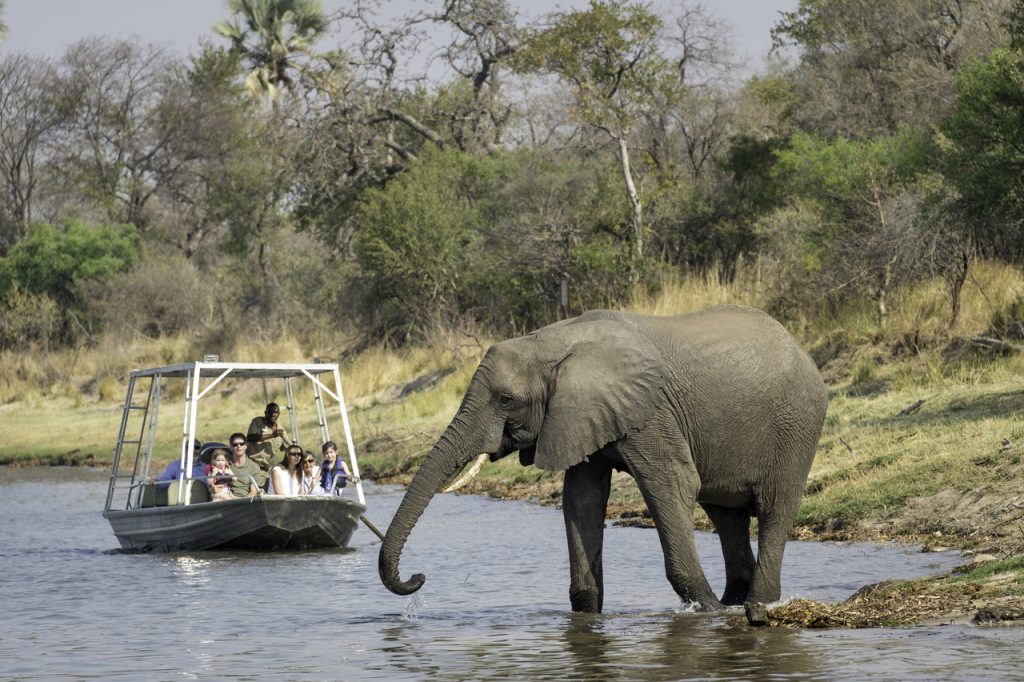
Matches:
[245,402,289,472]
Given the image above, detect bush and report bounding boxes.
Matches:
[0,220,140,342]
[353,148,484,341]
[82,256,212,338]
[0,287,61,350]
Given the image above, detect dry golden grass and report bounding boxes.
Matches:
[630,259,766,316]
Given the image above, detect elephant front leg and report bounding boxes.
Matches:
[563,460,612,613]
[625,425,724,612]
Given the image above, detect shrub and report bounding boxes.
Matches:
[0,287,61,350]
[82,256,212,338]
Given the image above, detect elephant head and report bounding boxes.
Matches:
[378,316,667,595]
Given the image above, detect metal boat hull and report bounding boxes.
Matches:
[104,495,366,552]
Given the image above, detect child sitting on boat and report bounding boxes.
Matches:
[205,448,236,502]
[299,451,325,495]
[319,441,359,495]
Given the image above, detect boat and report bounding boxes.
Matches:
[102,360,369,551]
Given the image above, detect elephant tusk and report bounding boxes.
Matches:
[442,452,488,493]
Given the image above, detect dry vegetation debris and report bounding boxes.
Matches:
[767,566,1024,628]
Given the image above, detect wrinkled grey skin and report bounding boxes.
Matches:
[378,305,827,613]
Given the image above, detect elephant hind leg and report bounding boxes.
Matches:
[747,488,803,605]
[701,503,755,606]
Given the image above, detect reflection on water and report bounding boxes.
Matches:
[1,467,1022,681]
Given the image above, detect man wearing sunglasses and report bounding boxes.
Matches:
[228,431,265,495]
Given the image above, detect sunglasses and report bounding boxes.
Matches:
[288,451,302,457]
[302,460,316,465]
[231,441,246,447]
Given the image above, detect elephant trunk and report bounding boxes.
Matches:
[379,422,481,596]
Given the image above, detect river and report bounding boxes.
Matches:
[1,467,1021,680]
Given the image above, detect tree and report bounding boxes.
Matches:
[145,43,257,261]
[940,46,1024,261]
[515,0,667,262]
[770,131,935,326]
[213,0,329,105]
[642,2,743,181]
[0,53,70,253]
[771,0,1008,138]
[0,219,139,340]
[56,38,199,232]
[353,147,482,340]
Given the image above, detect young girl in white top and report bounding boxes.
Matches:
[267,445,303,495]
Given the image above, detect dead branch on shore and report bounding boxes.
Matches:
[971,336,1024,353]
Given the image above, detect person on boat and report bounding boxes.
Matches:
[245,402,290,473]
[266,443,303,495]
[319,440,358,495]
[227,431,264,495]
[205,448,237,502]
[156,439,205,489]
[299,451,325,495]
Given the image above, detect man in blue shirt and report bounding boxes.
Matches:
[156,439,205,489]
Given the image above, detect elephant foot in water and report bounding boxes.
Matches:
[720,580,753,607]
[744,601,770,626]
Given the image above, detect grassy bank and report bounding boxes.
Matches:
[5,261,1024,625]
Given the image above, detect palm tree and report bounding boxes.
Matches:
[213,0,329,104]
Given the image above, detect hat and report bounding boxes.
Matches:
[199,441,228,464]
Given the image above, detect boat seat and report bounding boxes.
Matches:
[166,479,211,505]
[139,483,157,508]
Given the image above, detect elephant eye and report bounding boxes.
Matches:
[497,393,515,407]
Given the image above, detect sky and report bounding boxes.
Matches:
[1,0,797,70]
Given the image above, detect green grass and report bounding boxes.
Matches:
[954,556,1024,584]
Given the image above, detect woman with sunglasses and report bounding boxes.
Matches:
[298,451,325,495]
[267,444,304,496]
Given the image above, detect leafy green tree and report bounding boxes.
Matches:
[213,0,329,104]
[940,46,1024,261]
[353,147,482,340]
[464,149,633,332]
[0,220,139,340]
[769,130,935,325]
[0,220,139,302]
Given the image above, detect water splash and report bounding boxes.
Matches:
[674,599,701,614]
[402,593,426,621]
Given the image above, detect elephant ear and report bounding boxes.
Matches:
[534,319,667,471]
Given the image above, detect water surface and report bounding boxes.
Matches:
[0,468,1019,680]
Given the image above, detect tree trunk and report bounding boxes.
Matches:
[615,136,643,261]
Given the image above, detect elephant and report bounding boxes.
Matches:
[378,305,827,615]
